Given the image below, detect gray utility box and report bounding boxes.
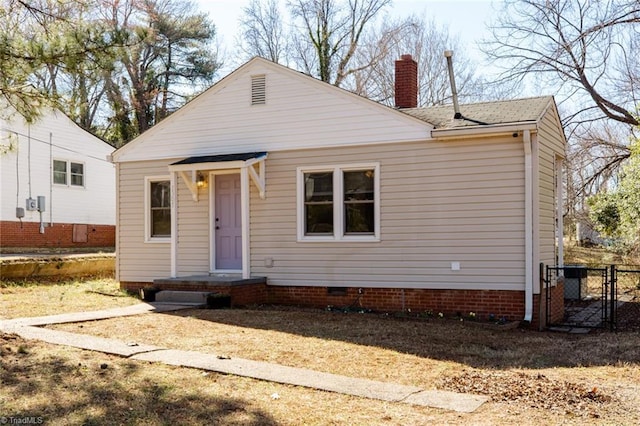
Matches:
[564,266,588,300]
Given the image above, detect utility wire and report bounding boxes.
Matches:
[1,127,113,163]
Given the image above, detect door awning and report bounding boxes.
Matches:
[169,151,267,170]
[168,152,267,201]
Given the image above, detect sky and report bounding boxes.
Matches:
[194,0,500,75]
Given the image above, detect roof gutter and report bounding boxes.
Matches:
[430,122,537,140]
[523,129,533,324]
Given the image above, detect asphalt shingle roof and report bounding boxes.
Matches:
[400,96,553,129]
[171,152,267,165]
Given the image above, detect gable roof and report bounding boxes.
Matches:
[1,103,115,152]
[111,57,432,163]
[401,96,554,129]
[111,57,563,163]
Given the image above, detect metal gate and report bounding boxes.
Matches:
[544,264,616,330]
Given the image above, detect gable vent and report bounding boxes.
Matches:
[251,74,266,105]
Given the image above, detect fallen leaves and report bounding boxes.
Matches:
[438,369,612,417]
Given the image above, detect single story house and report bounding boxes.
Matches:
[1,106,116,249]
[112,56,566,327]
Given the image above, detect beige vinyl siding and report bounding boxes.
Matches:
[114,60,431,163]
[176,176,210,275]
[537,106,566,269]
[117,160,221,281]
[117,159,174,282]
[250,138,526,291]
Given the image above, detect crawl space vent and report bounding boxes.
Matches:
[251,74,266,105]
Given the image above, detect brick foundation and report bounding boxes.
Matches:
[0,220,115,248]
[120,281,565,329]
[537,279,565,329]
[268,286,529,321]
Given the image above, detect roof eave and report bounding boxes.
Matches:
[169,160,247,172]
[430,121,539,140]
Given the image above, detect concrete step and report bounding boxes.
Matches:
[154,290,213,305]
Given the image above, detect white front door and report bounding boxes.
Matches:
[214,173,242,270]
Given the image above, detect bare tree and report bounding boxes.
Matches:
[287,0,392,85]
[485,0,640,129]
[238,0,288,63]
[352,14,494,107]
[568,123,636,198]
[485,0,640,228]
[237,2,499,106]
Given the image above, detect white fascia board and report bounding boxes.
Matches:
[431,122,538,140]
[168,160,247,173]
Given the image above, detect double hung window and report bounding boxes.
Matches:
[297,163,379,241]
[53,159,84,187]
[145,177,171,242]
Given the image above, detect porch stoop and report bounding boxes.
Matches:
[150,275,268,307]
[154,290,212,306]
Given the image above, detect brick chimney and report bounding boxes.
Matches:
[394,54,418,108]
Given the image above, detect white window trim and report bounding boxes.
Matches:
[296,163,380,242]
[52,159,85,188]
[145,175,171,243]
[69,161,85,187]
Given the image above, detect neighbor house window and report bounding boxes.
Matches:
[53,160,84,187]
[53,160,67,185]
[70,162,84,186]
[297,163,380,241]
[145,177,171,241]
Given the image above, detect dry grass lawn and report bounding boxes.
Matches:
[2,278,640,424]
[564,243,640,267]
[0,277,139,319]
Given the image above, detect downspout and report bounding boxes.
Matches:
[556,156,564,268]
[114,162,120,282]
[523,130,533,323]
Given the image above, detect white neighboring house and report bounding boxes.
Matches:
[0,107,116,248]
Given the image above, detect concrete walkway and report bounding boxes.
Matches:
[549,297,628,333]
[0,303,488,413]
